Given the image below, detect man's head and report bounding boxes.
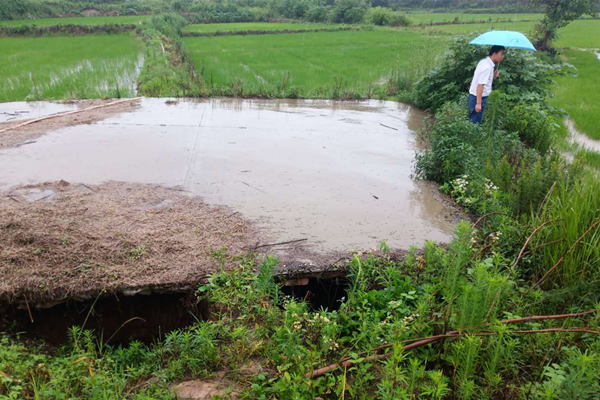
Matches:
[489,45,505,63]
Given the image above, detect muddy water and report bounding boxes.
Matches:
[0,101,76,123]
[0,98,458,252]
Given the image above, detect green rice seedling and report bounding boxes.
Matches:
[0,34,141,101]
[551,49,600,140]
[184,29,448,99]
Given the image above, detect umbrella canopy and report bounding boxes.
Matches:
[470,30,536,51]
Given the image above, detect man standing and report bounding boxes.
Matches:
[468,45,505,124]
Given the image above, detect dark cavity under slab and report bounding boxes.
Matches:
[1,291,207,345]
[1,273,348,344]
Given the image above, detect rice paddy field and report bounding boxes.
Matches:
[184,30,445,97]
[0,34,142,101]
[552,49,600,139]
[0,15,149,26]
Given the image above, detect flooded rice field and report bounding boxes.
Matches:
[0,98,459,255]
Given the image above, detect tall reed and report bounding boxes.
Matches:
[529,171,600,288]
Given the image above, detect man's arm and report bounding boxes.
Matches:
[476,84,484,113]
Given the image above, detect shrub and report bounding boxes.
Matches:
[414,38,564,111]
[330,0,368,23]
[365,6,410,26]
[415,101,481,183]
[305,5,330,22]
[502,102,556,155]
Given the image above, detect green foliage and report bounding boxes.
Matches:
[502,102,556,155]
[330,0,368,23]
[413,38,563,111]
[137,14,201,97]
[0,0,153,21]
[2,240,600,399]
[416,90,566,218]
[529,171,600,288]
[533,0,594,49]
[365,7,410,26]
[162,323,220,379]
[415,101,480,183]
[531,347,600,399]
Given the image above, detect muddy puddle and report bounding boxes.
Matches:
[0,101,77,123]
[0,98,459,253]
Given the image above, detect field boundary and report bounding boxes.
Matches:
[181,26,358,37]
[413,18,540,27]
[0,23,137,37]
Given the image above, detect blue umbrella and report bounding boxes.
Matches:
[470,30,536,51]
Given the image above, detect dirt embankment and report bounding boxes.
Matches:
[0,181,259,306]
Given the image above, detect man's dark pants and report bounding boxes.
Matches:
[468,94,488,124]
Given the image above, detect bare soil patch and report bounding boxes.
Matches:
[0,98,140,150]
[0,181,259,305]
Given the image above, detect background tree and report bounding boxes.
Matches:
[534,0,593,50]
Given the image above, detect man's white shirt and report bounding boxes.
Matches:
[469,56,495,97]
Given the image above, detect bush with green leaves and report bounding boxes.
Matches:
[413,38,564,111]
[415,90,569,219]
[365,7,410,26]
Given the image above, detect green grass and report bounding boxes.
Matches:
[183,22,334,33]
[0,34,142,101]
[0,15,149,27]
[184,29,447,98]
[551,49,600,139]
[574,148,600,169]
[552,19,600,48]
[405,12,542,24]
